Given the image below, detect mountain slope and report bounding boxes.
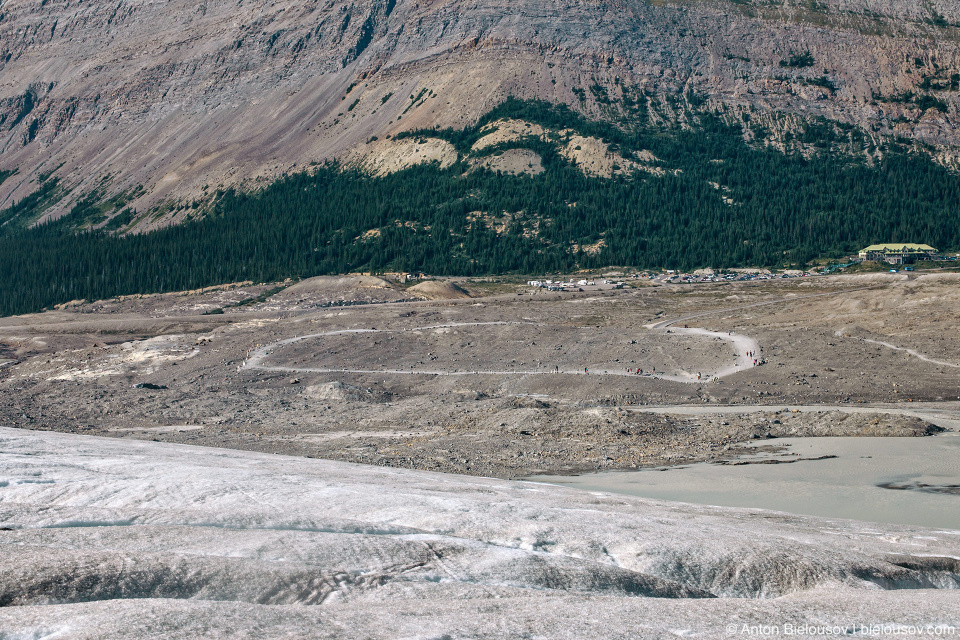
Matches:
[4,98,960,316]
[3,0,960,222]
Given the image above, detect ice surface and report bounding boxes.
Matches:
[0,427,957,638]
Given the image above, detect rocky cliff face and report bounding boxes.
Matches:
[2,0,960,223]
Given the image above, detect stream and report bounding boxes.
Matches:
[530,433,960,529]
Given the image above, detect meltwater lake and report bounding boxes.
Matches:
[531,433,960,529]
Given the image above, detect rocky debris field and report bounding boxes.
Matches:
[0,273,958,479]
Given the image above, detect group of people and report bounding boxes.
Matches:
[623,367,719,382]
[570,354,768,378]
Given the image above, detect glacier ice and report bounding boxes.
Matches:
[0,427,957,638]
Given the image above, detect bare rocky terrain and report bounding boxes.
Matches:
[5,0,960,219]
[1,272,956,479]
[3,270,959,637]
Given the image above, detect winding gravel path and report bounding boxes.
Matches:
[242,321,760,383]
[839,333,960,369]
[241,283,941,384]
[653,326,759,382]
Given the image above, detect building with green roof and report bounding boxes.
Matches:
[858,243,937,264]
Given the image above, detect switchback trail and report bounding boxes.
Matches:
[240,284,901,384]
[242,321,760,383]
